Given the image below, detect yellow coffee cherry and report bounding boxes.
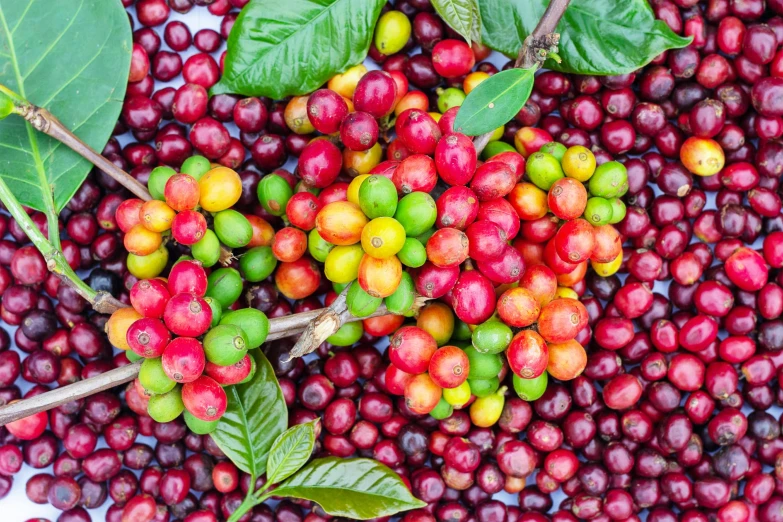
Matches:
[325,245,364,284]
[470,387,506,428]
[374,11,411,55]
[347,174,371,206]
[555,287,579,300]
[140,200,175,232]
[127,246,169,280]
[562,146,597,182]
[464,72,490,94]
[106,307,143,351]
[361,217,406,259]
[443,381,471,408]
[198,167,242,212]
[591,250,623,277]
[343,143,382,176]
[328,64,367,99]
[488,126,504,142]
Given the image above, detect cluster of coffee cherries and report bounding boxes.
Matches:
[115,158,252,279]
[106,259,269,431]
[275,55,636,423]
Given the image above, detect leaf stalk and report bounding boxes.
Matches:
[0,176,124,313]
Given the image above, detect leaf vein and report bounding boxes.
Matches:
[40,30,111,108]
[21,0,85,81]
[9,0,34,35]
[0,2,51,212]
[0,141,31,155]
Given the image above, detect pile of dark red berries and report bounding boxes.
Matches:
[6,0,783,521]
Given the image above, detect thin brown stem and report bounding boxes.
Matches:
[472,0,571,156]
[288,285,430,360]
[0,362,141,426]
[0,302,421,425]
[15,103,151,201]
[0,176,124,316]
[12,96,235,264]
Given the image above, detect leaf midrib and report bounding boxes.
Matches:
[229,0,351,85]
[435,0,472,37]
[269,427,310,482]
[230,384,259,476]
[0,0,55,212]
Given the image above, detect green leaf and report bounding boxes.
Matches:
[267,420,317,484]
[274,457,426,519]
[479,0,692,75]
[431,0,481,44]
[211,350,287,477]
[212,0,386,99]
[0,0,131,212]
[453,68,534,136]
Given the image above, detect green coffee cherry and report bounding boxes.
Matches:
[394,192,437,236]
[148,166,177,200]
[437,87,466,113]
[214,210,252,248]
[464,346,503,380]
[359,175,398,218]
[468,377,500,398]
[513,371,548,401]
[583,196,613,226]
[471,321,513,354]
[147,386,184,423]
[180,155,211,180]
[415,227,437,246]
[539,142,567,162]
[608,197,627,224]
[204,324,249,366]
[139,357,176,395]
[240,355,257,384]
[333,281,350,294]
[451,319,473,342]
[257,174,293,216]
[470,386,506,427]
[384,272,415,314]
[429,398,454,420]
[220,309,269,349]
[239,246,277,282]
[308,228,334,263]
[127,245,169,279]
[375,11,411,55]
[588,161,629,198]
[481,141,516,160]
[346,282,382,318]
[125,350,143,363]
[184,410,218,434]
[397,237,427,268]
[204,296,222,327]
[192,229,221,267]
[207,268,243,309]
[526,152,565,190]
[327,321,363,346]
